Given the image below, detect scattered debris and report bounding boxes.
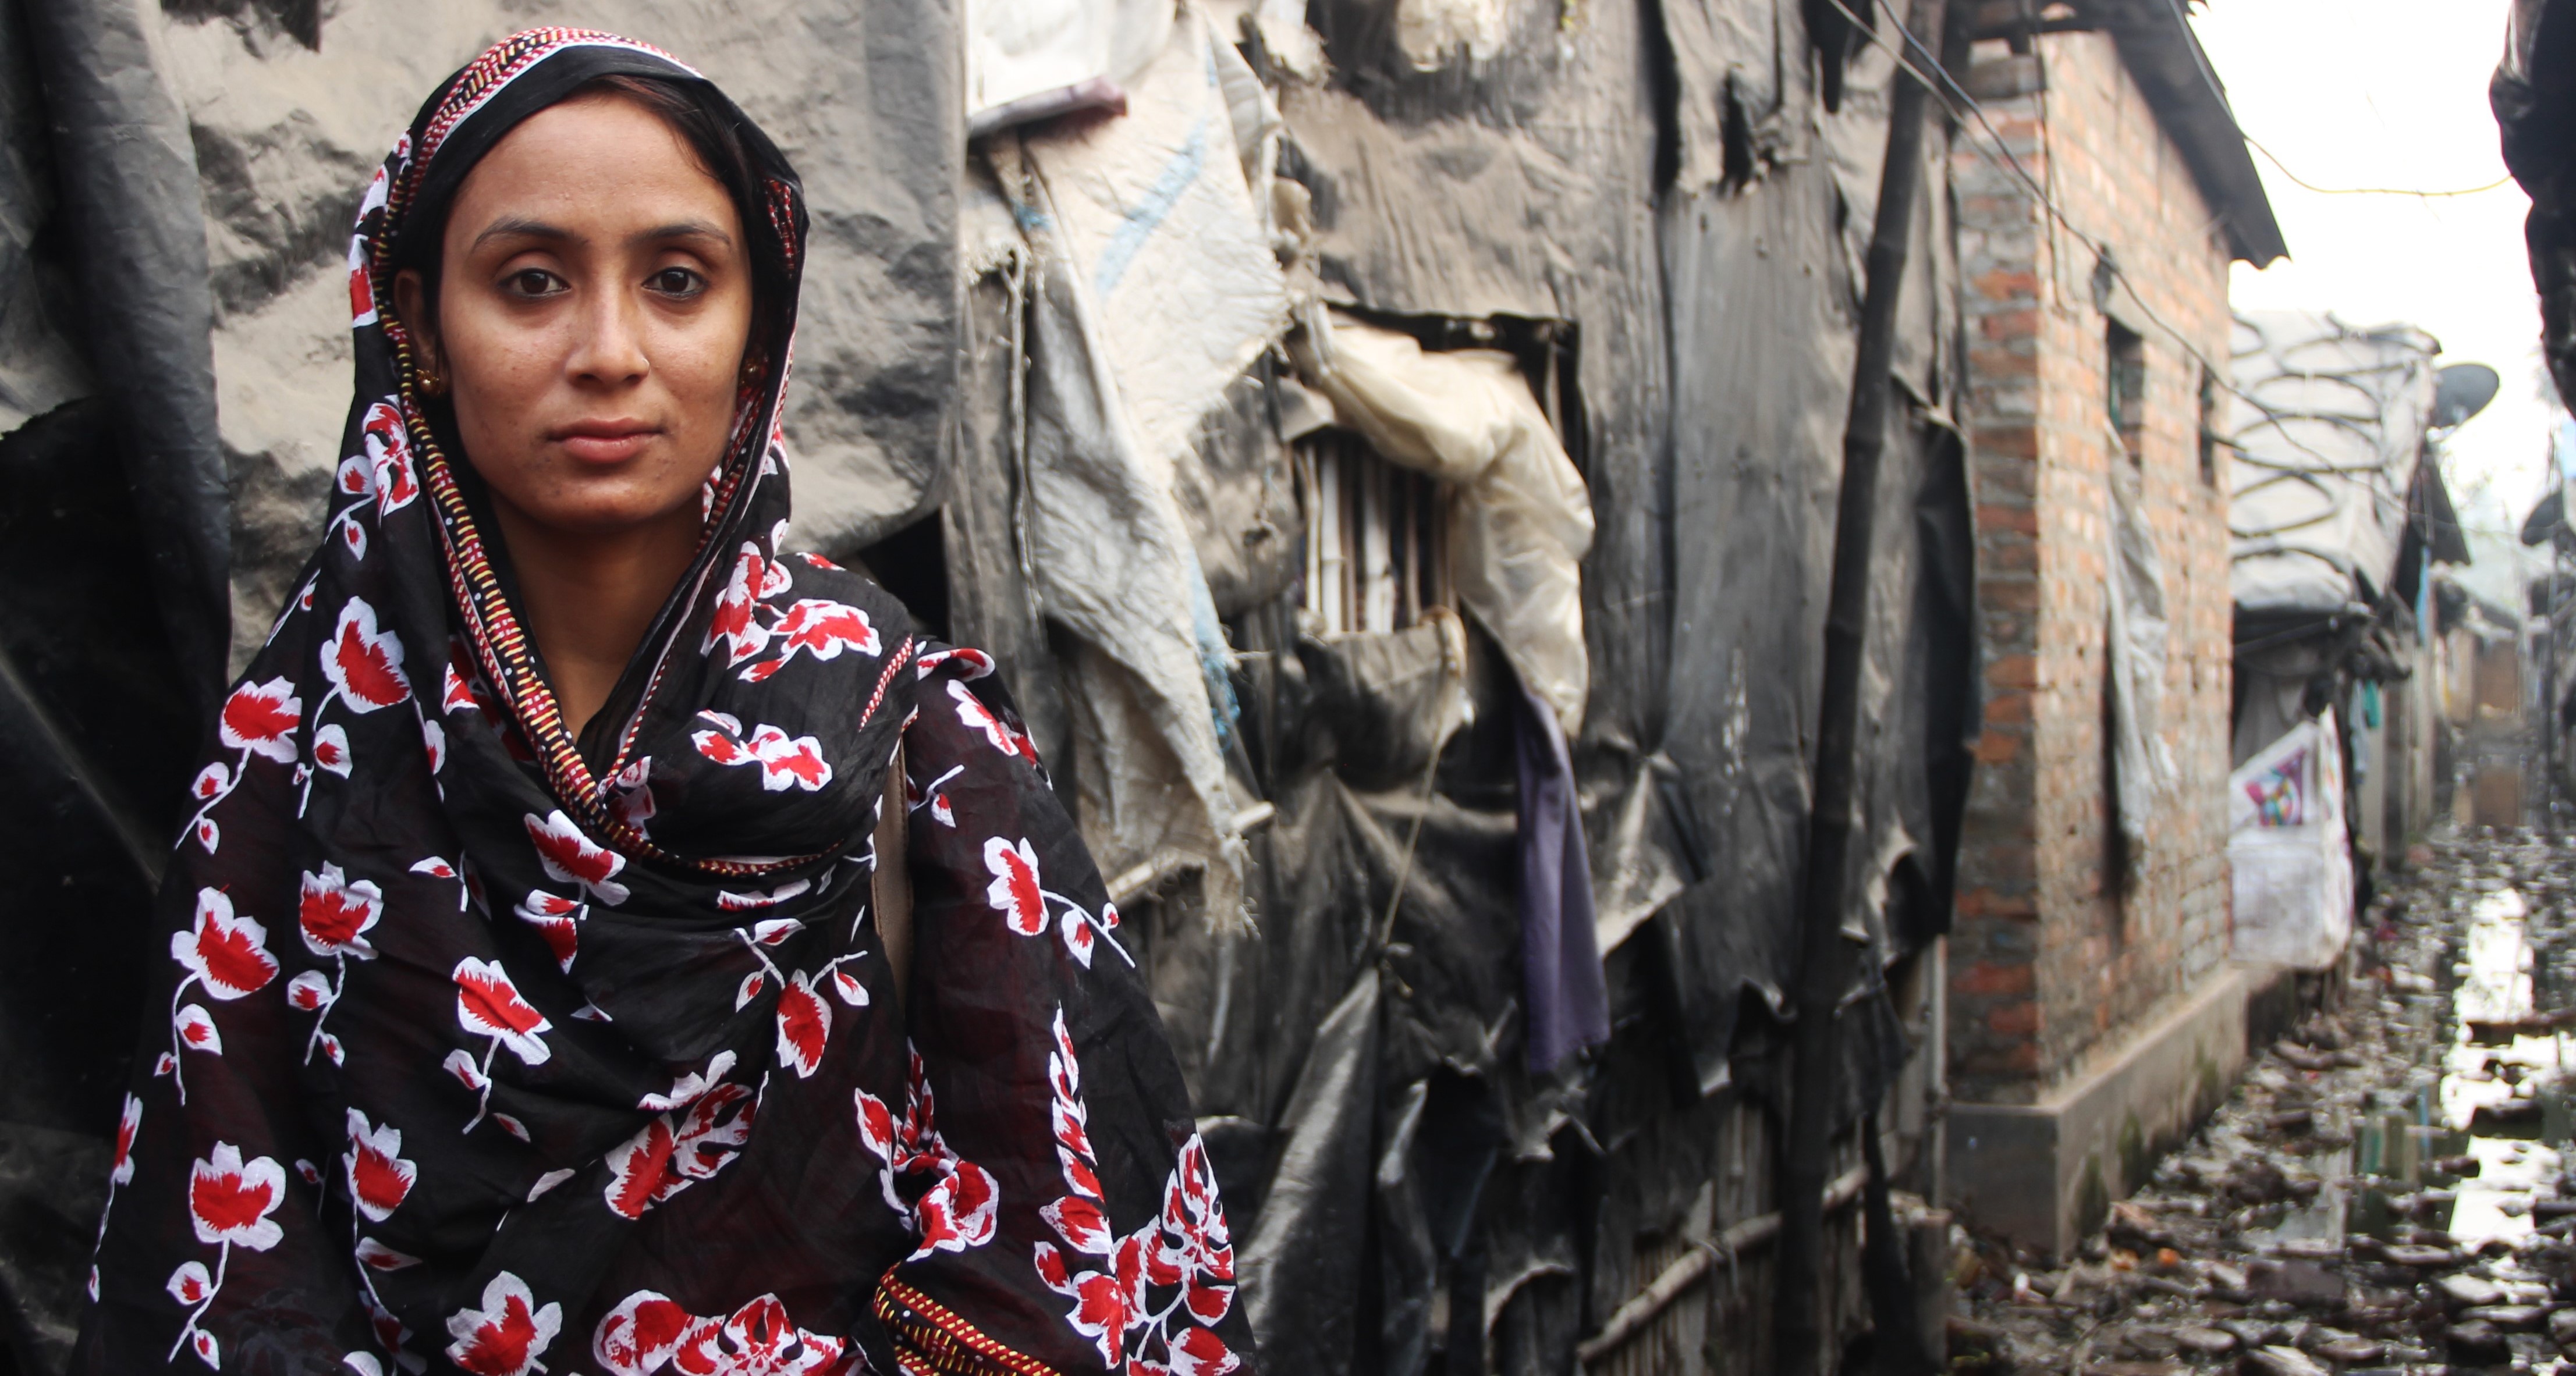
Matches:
[1948,831,2576,1372]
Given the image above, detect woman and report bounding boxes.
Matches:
[79,30,1246,1376]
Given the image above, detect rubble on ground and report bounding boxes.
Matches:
[1950,830,2576,1373]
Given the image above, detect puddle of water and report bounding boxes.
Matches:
[2437,888,2561,1247]
[2254,888,2571,1251]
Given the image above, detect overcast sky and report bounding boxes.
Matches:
[2191,0,2545,576]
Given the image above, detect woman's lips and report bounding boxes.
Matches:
[552,421,659,465]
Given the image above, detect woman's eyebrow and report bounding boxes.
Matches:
[466,218,736,251]
[633,220,736,249]
[469,215,567,250]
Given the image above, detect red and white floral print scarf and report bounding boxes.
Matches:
[77,30,1250,1376]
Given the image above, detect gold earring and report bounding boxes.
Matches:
[417,361,446,397]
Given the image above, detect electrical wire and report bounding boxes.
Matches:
[1819,0,2158,328]
[1822,0,2408,477]
[2243,135,2514,200]
[2138,0,2516,204]
[1820,0,2449,569]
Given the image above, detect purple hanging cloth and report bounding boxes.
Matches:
[1514,673,1610,1072]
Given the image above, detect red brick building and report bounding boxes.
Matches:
[1942,3,2284,1255]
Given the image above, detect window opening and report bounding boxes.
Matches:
[1298,431,1449,637]
[1296,314,1578,639]
[2197,364,2221,486]
[2106,319,2145,466]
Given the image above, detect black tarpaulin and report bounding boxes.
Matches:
[1647,393,1972,1094]
[0,1,225,1364]
[18,0,228,711]
[2496,0,2576,406]
[1647,54,1972,1082]
[0,399,200,1376]
[1207,617,1592,1376]
[1241,967,1383,1375]
[1201,0,1974,1359]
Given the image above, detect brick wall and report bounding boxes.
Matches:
[1948,30,2236,1106]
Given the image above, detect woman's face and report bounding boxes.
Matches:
[394,92,753,538]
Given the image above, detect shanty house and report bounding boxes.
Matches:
[1941,2,2283,1257]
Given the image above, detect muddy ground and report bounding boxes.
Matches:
[1949,830,2576,1374]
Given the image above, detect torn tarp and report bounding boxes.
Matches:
[1016,5,1289,471]
[982,211,1246,915]
[968,9,1300,925]
[2106,455,2177,851]
[995,219,1252,923]
[1240,966,1383,1376]
[1209,612,1589,1376]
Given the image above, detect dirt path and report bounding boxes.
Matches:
[1951,830,2576,1374]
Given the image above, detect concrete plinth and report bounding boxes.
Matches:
[1945,965,2286,1258]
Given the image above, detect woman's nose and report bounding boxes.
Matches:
[567,281,650,385]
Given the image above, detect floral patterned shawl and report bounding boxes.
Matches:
[76,30,1246,1376]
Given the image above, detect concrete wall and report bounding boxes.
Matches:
[1948,28,2237,1110]
[1947,966,2256,1258]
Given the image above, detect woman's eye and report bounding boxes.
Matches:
[504,269,565,298]
[648,267,706,298]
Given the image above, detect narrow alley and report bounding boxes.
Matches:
[1953,830,2576,1373]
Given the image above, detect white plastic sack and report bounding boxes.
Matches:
[1293,309,1595,734]
[2229,710,2353,970]
[975,9,1293,929]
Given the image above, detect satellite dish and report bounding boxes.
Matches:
[2432,362,2502,430]
[2524,481,2565,546]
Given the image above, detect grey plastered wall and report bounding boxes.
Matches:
[148,1,964,671]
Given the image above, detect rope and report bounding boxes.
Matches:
[1373,610,1464,954]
